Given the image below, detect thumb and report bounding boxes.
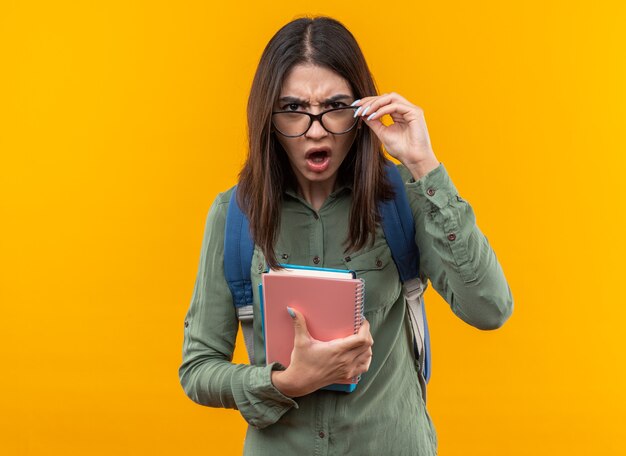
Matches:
[287,307,310,341]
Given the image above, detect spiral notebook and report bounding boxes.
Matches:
[260,265,365,392]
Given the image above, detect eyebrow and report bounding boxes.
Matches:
[277,94,353,105]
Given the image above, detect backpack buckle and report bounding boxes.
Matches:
[236,305,254,322]
[403,277,426,303]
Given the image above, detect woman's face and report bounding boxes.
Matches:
[273,64,358,189]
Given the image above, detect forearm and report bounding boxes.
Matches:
[179,349,297,427]
[178,194,298,428]
[400,163,514,330]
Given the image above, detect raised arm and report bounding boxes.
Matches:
[353,93,513,329]
[400,163,513,330]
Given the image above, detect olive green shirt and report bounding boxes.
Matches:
[179,163,513,456]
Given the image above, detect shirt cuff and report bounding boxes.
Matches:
[404,163,460,210]
[231,362,299,429]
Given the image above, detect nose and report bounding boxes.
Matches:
[304,117,328,140]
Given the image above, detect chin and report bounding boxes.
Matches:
[301,164,338,181]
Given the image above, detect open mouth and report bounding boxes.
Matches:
[307,150,329,163]
[305,148,331,173]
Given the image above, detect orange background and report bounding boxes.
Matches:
[1,1,625,454]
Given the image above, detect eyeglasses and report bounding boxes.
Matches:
[271,106,360,138]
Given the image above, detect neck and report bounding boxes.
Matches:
[295,175,339,211]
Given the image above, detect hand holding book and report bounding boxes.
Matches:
[270,308,374,398]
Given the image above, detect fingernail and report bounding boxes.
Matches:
[286,307,295,318]
[361,106,370,116]
[366,111,377,121]
[353,106,363,118]
[350,99,361,106]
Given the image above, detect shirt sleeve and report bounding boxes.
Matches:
[399,163,514,330]
[178,192,298,429]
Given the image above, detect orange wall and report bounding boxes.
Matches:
[1,1,625,454]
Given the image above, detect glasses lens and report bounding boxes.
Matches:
[321,107,358,134]
[272,112,311,137]
[272,107,359,137]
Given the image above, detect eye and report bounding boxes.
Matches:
[281,103,301,111]
[329,101,348,109]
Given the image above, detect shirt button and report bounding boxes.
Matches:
[426,187,436,196]
[318,431,325,439]
[281,253,289,260]
[258,262,264,271]
[376,258,383,267]
[313,256,320,265]
[313,212,319,220]
[344,256,351,262]
[447,233,457,241]
[184,320,189,328]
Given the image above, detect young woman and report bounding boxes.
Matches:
[179,16,513,455]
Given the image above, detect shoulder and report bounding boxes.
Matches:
[214,185,236,207]
[202,185,237,234]
[210,185,237,214]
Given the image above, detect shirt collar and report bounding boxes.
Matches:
[284,179,353,201]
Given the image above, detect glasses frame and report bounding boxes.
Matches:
[271,106,361,138]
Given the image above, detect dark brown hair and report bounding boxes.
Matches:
[238,16,393,269]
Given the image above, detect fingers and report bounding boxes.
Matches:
[357,319,374,345]
[289,308,373,368]
[346,342,373,364]
[286,313,374,384]
[332,319,374,351]
[353,92,410,110]
[338,342,373,381]
[354,347,373,372]
[352,92,420,122]
[365,102,417,123]
[347,320,373,376]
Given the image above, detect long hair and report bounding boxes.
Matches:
[238,16,394,269]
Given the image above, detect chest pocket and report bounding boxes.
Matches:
[342,238,402,314]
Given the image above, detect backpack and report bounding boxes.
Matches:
[223,160,432,401]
